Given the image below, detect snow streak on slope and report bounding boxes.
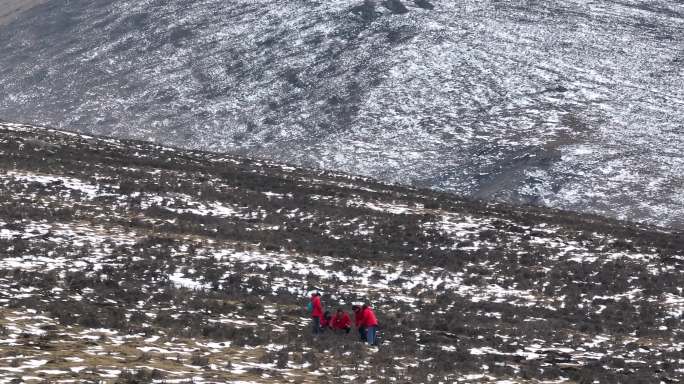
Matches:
[0,1,682,230]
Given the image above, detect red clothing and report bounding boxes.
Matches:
[320,316,331,328]
[353,307,364,327]
[310,295,323,318]
[361,307,378,327]
[331,312,351,330]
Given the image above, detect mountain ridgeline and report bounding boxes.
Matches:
[0,0,682,228]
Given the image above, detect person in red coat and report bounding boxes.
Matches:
[352,305,367,342]
[361,304,378,346]
[331,308,352,334]
[310,293,323,335]
[320,310,333,332]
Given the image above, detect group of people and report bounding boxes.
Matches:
[308,292,379,346]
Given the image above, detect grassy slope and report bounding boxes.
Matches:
[0,121,682,383]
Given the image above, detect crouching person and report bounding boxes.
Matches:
[331,308,352,334]
[320,311,333,333]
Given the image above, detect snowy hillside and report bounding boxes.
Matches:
[0,121,682,383]
[0,0,682,228]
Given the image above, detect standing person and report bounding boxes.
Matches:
[310,292,323,335]
[352,305,366,342]
[331,308,352,334]
[362,303,378,346]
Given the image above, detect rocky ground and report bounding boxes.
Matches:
[0,121,682,383]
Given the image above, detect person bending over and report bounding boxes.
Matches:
[331,308,352,334]
[361,303,378,346]
[320,310,333,333]
[352,305,366,342]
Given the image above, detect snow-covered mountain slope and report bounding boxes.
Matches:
[0,0,682,229]
[0,0,45,25]
[0,121,682,383]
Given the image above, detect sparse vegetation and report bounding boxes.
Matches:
[0,122,681,383]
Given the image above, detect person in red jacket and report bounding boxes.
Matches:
[361,304,378,346]
[331,308,352,334]
[310,293,323,335]
[352,305,367,342]
[319,310,332,332]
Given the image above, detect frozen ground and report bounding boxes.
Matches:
[0,0,682,229]
[0,122,681,383]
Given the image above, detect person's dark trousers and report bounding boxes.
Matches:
[312,317,320,335]
[344,326,351,334]
[367,326,378,346]
[358,326,367,342]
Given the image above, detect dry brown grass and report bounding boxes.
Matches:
[0,307,325,383]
